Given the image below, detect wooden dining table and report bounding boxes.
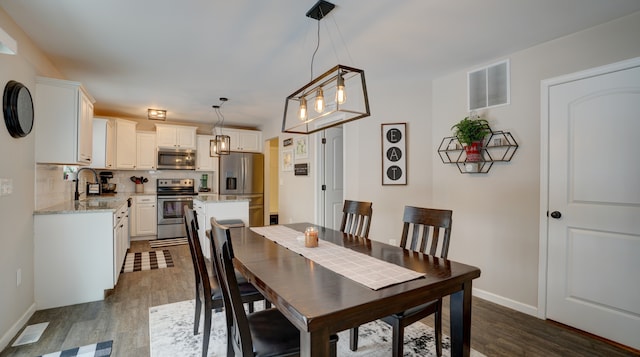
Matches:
[229,223,481,357]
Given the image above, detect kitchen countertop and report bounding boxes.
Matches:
[34,198,129,215]
[33,193,143,215]
[194,195,249,203]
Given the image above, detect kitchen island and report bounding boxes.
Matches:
[193,195,249,259]
[33,197,130,309]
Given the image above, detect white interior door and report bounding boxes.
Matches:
[546,59,640,349]
[318,127,344,230]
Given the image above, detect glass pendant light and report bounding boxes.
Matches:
[336,73,346,104]
[314,87,325,113]
[298,97,308,120]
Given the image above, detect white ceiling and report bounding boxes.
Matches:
[2,0,640,128]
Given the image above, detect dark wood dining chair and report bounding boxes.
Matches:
[350,205,453,357]
[209,217,339,357]
[340,200,373,238]
[183,207,265,357]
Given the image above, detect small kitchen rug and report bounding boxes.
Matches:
[121,250,174,273]
[149,238,188,248]
[38,340,112,357]
[149,300,486,357]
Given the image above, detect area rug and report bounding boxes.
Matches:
[149,237,188,248]
[121,250,173,273]
[38,340,112,357]
[149,300,486,357]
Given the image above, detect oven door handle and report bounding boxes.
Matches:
[158,196,194,201]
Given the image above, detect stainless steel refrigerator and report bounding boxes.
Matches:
[219,152,264,226]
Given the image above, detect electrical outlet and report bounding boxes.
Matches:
[17,268,21,287]
[389,239,397,246]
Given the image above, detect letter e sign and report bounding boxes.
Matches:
[381,123,407,185]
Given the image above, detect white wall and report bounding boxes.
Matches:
[268,11,640,315]
[431,11,640,312]
[0,8,62,350]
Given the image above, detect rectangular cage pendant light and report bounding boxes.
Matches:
[214,134,230,155]
[282,64,370,134]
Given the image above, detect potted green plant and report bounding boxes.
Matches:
[451,116,490,162]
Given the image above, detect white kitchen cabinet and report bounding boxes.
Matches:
[220,128,262,152]
[115,119,138,169]
[192,197,249,259]
[34,200,129,309]
[155,124,197,149]
[196,135,219,171]
[91,118,115,169]
[131,195,157,237]
[113,202,130,284]
[136,132,156,170]
[35,77,96,165]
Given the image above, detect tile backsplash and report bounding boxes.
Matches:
[35,164,216,210]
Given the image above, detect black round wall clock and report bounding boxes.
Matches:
[3,80,34,138]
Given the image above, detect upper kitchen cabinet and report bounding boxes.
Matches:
[155,124,197,149]
[35,77,95,165]
[115,119,138,169]
[220,128,262,152]
[196,134,217,171]
[136,131,156,170]
[91,117,115,169]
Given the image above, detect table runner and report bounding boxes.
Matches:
[250,225,424,290]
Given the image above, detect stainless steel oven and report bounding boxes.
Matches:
[156,179,197,239]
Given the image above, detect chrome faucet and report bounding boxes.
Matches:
[74,167,100,201]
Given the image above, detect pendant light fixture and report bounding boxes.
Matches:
[211,97,230,155]
[282,0,370,135]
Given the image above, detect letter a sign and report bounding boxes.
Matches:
[381,123,407,185]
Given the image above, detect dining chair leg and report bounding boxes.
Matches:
[193,293,202,335]
[435,300,443,357]
[248,301,255,313]
[349,327,359,351]
[202,300,211,357]
[265,300,271,309]
[391,320,404,357]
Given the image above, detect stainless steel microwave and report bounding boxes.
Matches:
[157,148,196,170]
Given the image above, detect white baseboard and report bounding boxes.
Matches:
[472,288,539,317]
[0,303,36,351]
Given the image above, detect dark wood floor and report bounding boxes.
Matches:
[1,241,637,356]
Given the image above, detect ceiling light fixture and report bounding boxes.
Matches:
[211,98,230,156]
[282,0,370,135]
[147,108,166,121]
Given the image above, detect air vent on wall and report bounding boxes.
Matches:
[468,59,510,111]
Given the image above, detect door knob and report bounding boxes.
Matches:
[550,211,562,219]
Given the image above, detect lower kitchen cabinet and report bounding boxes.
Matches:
[113,202,129,284]
[34,201,129,309]
[130,195,157,237]
[193,197,248,259]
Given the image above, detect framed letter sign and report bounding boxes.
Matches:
[381,123,407,185]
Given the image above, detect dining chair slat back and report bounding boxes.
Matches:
[209,217,339,357]
[400,206,452,258]
[350,205,453,357]
[184,207,264,357]
[339,200,373,238]
[183,206,217,357]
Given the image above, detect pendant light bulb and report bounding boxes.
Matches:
[336,74,346,104]
[298,97,308,121]
[314,87,325,113]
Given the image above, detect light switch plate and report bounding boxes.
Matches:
[0,178,13,196]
